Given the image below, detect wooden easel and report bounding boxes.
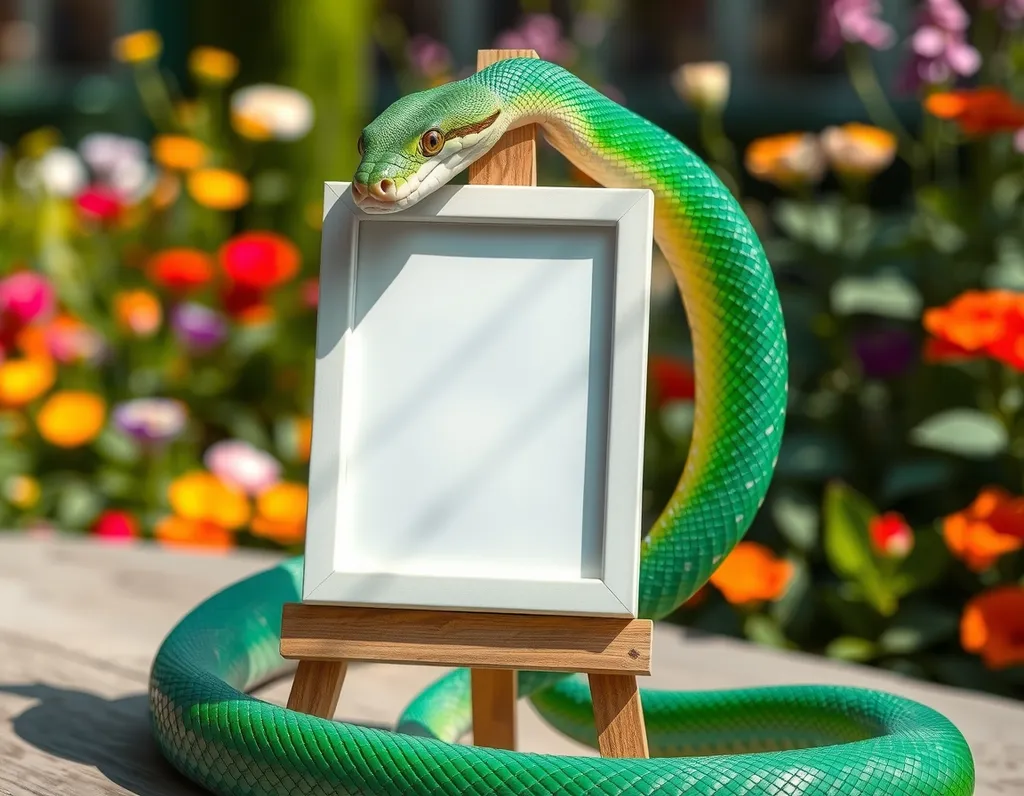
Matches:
[282,49,652,760]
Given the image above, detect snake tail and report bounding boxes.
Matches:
[149,57,976,795]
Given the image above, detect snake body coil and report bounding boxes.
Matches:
[149,58,975,795]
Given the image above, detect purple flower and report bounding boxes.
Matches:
[113,398,188,446]
[852,327,917,380]
[494,13,574,64]
[171,302,227,352]
[817,0,896,58]
[898,0,980,91]
[204,439,281,496]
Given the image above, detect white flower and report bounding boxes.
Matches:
[230,84,315,141]
[671,61,731,113]
[37,147,87,197]
[78,132,147,178]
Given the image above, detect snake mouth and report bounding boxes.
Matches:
[351,192,405,214]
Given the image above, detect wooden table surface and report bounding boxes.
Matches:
[1,532,1022,795]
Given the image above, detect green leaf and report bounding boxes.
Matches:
[891,526,951,595]
[825,636,878,662]
[877,602,958,655]
[96,467,138,500]
[909,409,1008,459]
[822,481,897,616]
[659,400,694,443]
[880,458,956,502]
[830,272,922,320]
[771,488,819,552]
[777,432,852,480]
[743,614,790,649]
[55,480,104,531]
[94,427,141,466]
[983,236,1024,290]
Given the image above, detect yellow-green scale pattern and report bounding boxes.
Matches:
[149,57,977,795]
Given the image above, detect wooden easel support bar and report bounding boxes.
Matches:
[280,603,653,675]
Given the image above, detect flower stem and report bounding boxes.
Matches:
[843,45,922,169]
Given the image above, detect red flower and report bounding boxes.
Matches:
[147,248,216,293]
[222,282,264,318]
[648,355,695,405]
[92,510,140,543]
[219,231,300,290]
[869,511,914,558]
[76,185,122,224]
[301,278,319,309]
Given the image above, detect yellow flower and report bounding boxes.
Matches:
[251,482,308,545]
[112,30,162,64]
[744,132,826,189]
[19,127,60,159]
[231,112,273,141]
[168,470,251,530]
[154,516,234,552]
[4,475,40,510]
[820,123,897,181]
[671,61,731,113]
[151,135,207,171]
[187,168,250,211]
[36,391,106,448]
[0,358,56,407]
[188,46,239,84]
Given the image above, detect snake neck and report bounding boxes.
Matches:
[474,59,789,619]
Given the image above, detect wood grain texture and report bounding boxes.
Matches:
[286,660,346,718]
[3,534,1024,795]
[468,49,539,187]
[471,669,517,749]
[280,603,653,675]
[588,674,650,759]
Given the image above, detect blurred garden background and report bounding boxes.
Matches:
[2,0,1024,700]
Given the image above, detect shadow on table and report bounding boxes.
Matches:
[0,682,391,795]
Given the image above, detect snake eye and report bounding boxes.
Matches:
[419,129,444,157]
[357,134,365,157]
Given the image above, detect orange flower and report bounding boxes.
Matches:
[187,168,250,211]
[820,123,897,180]
[744,132,826,188]
[942,487,1024,571]
[188,46,239,84]
[36,391,106,447]
[113,289,162,337]
[154,515,234,552]
[146,248,215,292]
[251,482,308,545]
[922,290,1024,368]
[168,470,251,530]
[709,541,793,604]
[0,357,55,407]
[961,586,1024,669]
[151,135,207,171]
[112,30,162,64]
[925,87,1024,136]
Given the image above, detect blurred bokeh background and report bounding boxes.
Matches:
[2,0,1024,700]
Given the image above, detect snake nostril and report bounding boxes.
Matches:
[379,179,394,195]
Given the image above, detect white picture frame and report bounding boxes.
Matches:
[301,181,654,618]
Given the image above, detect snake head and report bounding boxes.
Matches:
[352,79,505,213]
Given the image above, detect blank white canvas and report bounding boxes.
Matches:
[340,221,613,582]
[302,182,654,618]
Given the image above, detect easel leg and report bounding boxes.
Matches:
[471,669,517,749]
[287,660,347,718]
[588,673,650,758]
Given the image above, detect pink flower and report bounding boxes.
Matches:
[494,13,574,64]
[92,510,140,543]
[301,278,319,309]
[898,0,981,91]
[982,0,1024,25]
[406,35,452,80]
[0,271,55,328]
[76,184,123,224]
[203,439,282,496]
[817,0,895,58]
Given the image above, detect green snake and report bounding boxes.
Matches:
[149,57,975,794]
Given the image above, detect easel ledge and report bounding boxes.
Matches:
[285,47,653,761]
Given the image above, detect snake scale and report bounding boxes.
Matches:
[149,57,976,794]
